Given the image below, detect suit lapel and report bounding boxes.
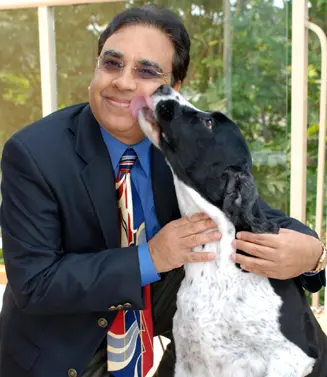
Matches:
[151,146,180,227]
[69,104,180,248]
[70,104,120,249]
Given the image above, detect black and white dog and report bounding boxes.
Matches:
[131,85,327,377]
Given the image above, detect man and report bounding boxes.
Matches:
[0,5,325,377]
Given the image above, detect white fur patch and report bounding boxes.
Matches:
[172,177,315,377]
[138,110,160,148]
[151,90,205,114]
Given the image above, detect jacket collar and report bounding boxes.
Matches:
[69,104,180,248]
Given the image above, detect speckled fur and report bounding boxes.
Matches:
[138,86,316,377]
[172,179,314,377]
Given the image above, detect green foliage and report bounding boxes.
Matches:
[306,286,326,307]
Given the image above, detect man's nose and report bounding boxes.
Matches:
[111,68,137,91]
[155,85,171,95]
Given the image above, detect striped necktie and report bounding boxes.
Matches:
[107,148,154,377]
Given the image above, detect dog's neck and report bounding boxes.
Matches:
[172,174,239,278]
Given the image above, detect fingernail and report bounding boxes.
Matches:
[230,253,236,262]
[231,240,236,248]
[236,232,241,239]
[208,253,216,261]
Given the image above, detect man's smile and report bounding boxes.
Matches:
[105,96,131,109]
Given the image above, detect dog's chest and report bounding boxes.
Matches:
[170,178,316,377]
[173,254,279,349]
[171,179,275,346]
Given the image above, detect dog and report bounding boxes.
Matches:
[130,85,327,377]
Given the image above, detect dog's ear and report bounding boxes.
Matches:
[221,168,279,234]
[242,199,280,234]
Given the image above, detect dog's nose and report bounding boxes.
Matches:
[156,85,171,96]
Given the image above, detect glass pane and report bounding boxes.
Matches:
[307,0,327,231]
[229,0,290,215]
[147,0,290,214]
[55,2,126,108]
[0,8,42,150]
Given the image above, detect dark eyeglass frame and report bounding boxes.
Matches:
[95,55,171,83]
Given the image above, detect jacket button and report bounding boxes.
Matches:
[97,318,108,328]
[116,304,124,311]
[68,369,77,377]
[108,305,116,311]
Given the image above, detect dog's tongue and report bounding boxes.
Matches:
[130,95,152,118]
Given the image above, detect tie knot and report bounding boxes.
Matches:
[119,148,138,174]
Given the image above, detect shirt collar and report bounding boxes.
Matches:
[99,125,152,177]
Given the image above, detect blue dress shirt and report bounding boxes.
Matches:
[100,126,161,286]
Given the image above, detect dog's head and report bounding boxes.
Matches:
[131,84,279,235]
[131,85,252,202]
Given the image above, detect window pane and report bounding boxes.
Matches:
[55,2,126,108]
[0,8,42,148]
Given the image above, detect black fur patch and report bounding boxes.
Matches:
[154,92,279,235]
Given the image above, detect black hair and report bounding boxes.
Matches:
[98,5,190,85]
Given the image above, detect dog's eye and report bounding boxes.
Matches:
[204,118,213,130]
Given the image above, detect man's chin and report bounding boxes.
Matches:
[100,117,145,144]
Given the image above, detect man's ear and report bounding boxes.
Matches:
[173,80,182,92]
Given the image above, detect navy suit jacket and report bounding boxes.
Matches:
[0,103,324,377]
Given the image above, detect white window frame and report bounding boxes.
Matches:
[0,0,119,10]
[292,1,327,309]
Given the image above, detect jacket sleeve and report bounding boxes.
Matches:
[258,197,325,293]
[0,135,144,315]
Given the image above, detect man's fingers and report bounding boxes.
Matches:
[236,231,279,248]
[185,231,221,248]
[239,264,291,280]
[232,239,275,261]
[177,212,216,228]
[188,212,210,222]
[240,265,273,278]
[232,253,274,274]
[172,213,217,237]
[186,251,216,263]
[278,228,292,234]
[176,212,209,226]
[179,219,218,238]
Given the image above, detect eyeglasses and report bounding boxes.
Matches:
[96,55,171,83]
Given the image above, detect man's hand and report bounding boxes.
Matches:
[230,228,322,279]
[148,212,221,273]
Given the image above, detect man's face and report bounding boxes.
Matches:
[89,24,181,145]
